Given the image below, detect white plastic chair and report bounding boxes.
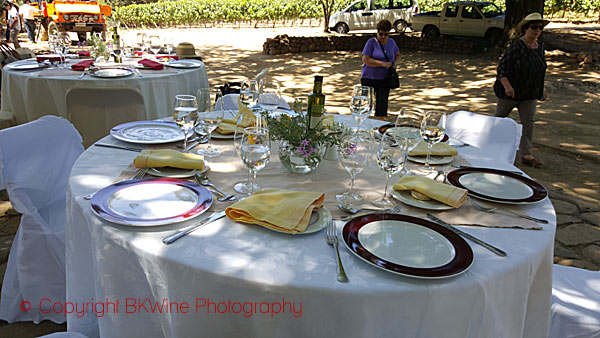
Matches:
[37,333,90,338]
[444,110,523,164]
[66,87,146,148]
[215,93,289,111]
[0,116,84,324]
[550,264,600,338]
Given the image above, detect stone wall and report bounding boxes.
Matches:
[263,33,486,55]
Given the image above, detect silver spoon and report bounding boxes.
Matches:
[195,174,236,202]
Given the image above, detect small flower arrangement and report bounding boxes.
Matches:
[87,33,112,61]
[261,98,349,172]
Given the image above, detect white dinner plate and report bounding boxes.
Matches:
[89,68,134,78]
[408,155,454,165]
[4,60,48,70]
[458,172,533,200]
[270,208,332,235]
[147,166,209,178]
[390,189,454,211]
[111,121,193,144]
[166,60,204,68]
[90,178,213,226]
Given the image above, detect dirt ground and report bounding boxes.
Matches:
[116,24,600,207]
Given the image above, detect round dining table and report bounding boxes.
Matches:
[65,115,556,338]
[1,58,208,125]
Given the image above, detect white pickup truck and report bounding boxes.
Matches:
[411,1,504,43]
[329,0,420,34]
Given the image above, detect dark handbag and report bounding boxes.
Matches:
[377,39,400,89]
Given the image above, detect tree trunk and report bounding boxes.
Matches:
[504,0,545,35]
[319,0,335,33]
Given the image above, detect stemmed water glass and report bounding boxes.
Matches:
[373,130,405,208]
[56,33,70,68]
[336,131,373,206]
[149,35,162,58]
[173,95,198,150]
[240,127,270,195]
[136,33,147,54]
[165,37,174,56]
[350,85,373,132]
[394,107,425,175]
[233,111,266,194]
[420,111,447,173]
[258,82,281,114]
[196,89,224,157]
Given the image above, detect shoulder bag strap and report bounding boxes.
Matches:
[377,39,390,62]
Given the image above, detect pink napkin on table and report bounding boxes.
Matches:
[138,58,164,70]
[77,51,90,57]
[71,59,94,71]
[156,55,179,60]
[36,54,61,62]
[134,51,144,56]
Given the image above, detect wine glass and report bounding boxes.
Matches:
[394,107,425,175]
[165,37,174,56]
[196,89,224,157]
[240,127,270,195]
[240,80,259,109]
[56,33,70,68]
[258,84,281,114]
[136,33,147,54]
[350,85,373,132]
[420,111,447,173]
[233,111,266,194]
[149,35,162,58]
[173,95,198,150]
[336,131,373,206]
[373,130,405,208]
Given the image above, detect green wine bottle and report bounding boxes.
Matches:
[307,75,325,131]
[112,26,122,63]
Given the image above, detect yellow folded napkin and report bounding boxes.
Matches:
[225,188,325,234]
[216,98,255,134]
[393,176,467,208]
[133,149,205,170]
[409,142,458,156]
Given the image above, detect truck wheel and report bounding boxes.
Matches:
[393,20,408,33]
[47,21,58,37]
[334,23,349,34]
[422,26,440,39]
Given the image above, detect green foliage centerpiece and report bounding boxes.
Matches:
[261,99,349,174]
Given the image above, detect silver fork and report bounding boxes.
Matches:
[326,220,348,283]
[83,167,148,200]
[469,198,548,224]
[389,204,403,214]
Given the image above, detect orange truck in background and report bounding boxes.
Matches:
[32,0,112,41]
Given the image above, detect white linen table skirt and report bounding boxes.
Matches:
[65,116,555,338]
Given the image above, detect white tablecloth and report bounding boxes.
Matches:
[1,61,208,124]
[65,116,555,338]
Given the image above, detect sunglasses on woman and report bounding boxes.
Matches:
[528,25,544,30]
[378,32,389,37]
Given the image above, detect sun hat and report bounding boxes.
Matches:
[176,42,202,60]
[517,13,550,34]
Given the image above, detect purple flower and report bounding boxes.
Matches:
[345,143,357,155]
[300,138,311,147]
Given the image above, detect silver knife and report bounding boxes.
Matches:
[95,143,143,152]
[426,214,507,257]
[162,211,226,244]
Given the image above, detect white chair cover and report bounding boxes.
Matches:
[0,116,84,324]
[550,264,600,338]
[444,110,523,164]
[66,87,146,148]
[37,333,90,338]
[215,93,289,111]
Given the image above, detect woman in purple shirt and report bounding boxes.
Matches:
[361,20,400,118]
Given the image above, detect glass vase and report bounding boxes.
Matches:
[279,141,322,174]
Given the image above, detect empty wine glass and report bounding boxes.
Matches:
[149,35,162,58]
[196,89,224,157]
[420,111,447,173]
[394,107,425,175]
[240,80,259,109]
[373,130,405,208]
[173,95,198,150]
[258,84,281,114]
[233,111,266,194]
[350,85,373,132]
[136,33,147,54]
[240,127,270,195]
[336,131,373,206]
[56,33,70,68]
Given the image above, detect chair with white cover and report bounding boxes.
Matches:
[0,116,84,324]
[37,333,90,338]
[215,93,290,111]
[66,87,146,148]
[444,110,523,164]
[550,264,600,338]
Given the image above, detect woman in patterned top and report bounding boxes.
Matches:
[493,13,548,168]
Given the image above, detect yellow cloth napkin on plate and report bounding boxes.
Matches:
[409,142,458,156]
[393,176,467,208]
[216,98,255,134]
[133,149,205,170]
[225,188,325,234]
